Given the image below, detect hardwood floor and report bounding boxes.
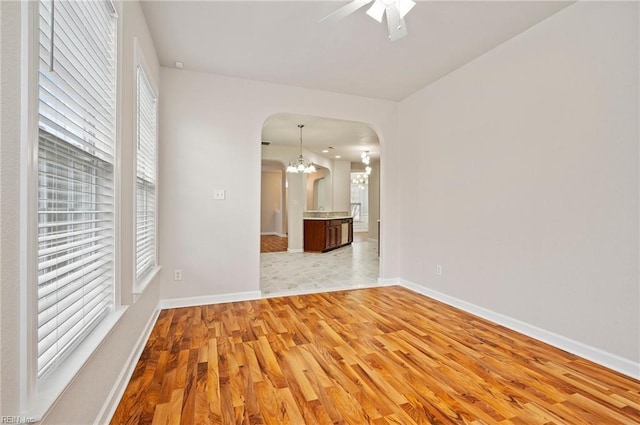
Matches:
[110,286,640,424]
[260,235,288,253]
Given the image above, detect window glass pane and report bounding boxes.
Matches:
[351,173,369,232]
[135,66,157,284]
[36,0,116,378]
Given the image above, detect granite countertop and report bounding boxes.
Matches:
[303,216,353,220]
[303,211,353,220]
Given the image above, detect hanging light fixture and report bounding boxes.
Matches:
[286,124,316,174]
[361,151,372,175]
[352,173,369,189]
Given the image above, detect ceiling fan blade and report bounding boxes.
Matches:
[397,0,416,19]
[365,0,385,23]
[319,0,372,24]
[385,5,408,41]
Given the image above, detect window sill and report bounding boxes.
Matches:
[26,307,128,421]
[133,265,161,302]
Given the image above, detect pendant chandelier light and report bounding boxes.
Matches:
[352,173,369,190]
[361,151,372,175]
[286,124,316,174]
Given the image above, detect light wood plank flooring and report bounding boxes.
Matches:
[110,286,640,424]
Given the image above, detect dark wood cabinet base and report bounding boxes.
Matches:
[304,218,353,252]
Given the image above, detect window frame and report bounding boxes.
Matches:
[20,0,126,419]
[132,37,160,296]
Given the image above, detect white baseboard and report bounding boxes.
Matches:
[262,282,384,299]
[159,291,263,309]
[94,307,161,425]
[397,279,640,380]
[287,248,303,253]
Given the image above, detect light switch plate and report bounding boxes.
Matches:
[214,189,226,200]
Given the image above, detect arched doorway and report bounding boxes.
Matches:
[260,113,381,295]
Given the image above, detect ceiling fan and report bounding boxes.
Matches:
[320,0,416,41]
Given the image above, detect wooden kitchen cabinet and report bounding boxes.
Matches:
[304,218,353,252]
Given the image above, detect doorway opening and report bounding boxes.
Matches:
[350,171,370,233]
[260,160,288,253]
[260,113,381,295]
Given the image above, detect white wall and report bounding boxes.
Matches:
[0,1,162,422]
[368,160,380,240]
[159,68,398,301]
[287,173,306,251]
[306,168,330,211]
[316,178,328,211]
[261,171,282,234]
[0,0,21,415]
[332,160,352,212]
[398,1,639,367]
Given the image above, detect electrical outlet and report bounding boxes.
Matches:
[174,269,182,281]
[436,265,442,276]
[213,189,226,200]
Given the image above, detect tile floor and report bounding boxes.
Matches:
[260,233,380,295]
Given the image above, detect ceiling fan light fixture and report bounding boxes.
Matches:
[319,0,372,24]
[366,1,385,23]
[320,0,414,41]
[397,0,416,19]
[385,5,407,42]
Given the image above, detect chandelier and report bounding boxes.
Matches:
[352,174,369,189]
[361,151,372,175]
[286,125,316,174]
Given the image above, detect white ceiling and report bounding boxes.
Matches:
[140,0,571,164]
[262,113,379,163]
[140,0,571,101]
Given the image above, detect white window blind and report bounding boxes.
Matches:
[135,66,157,284]
[37,0,117,378]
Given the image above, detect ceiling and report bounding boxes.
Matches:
[140,1,571,102]
[140,1,571,164]
[262,113,379,163]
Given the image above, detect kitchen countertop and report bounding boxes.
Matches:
[303,216,353,220]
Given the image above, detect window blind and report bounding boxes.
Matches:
[37,0,117,378]
[135,66,157,283]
